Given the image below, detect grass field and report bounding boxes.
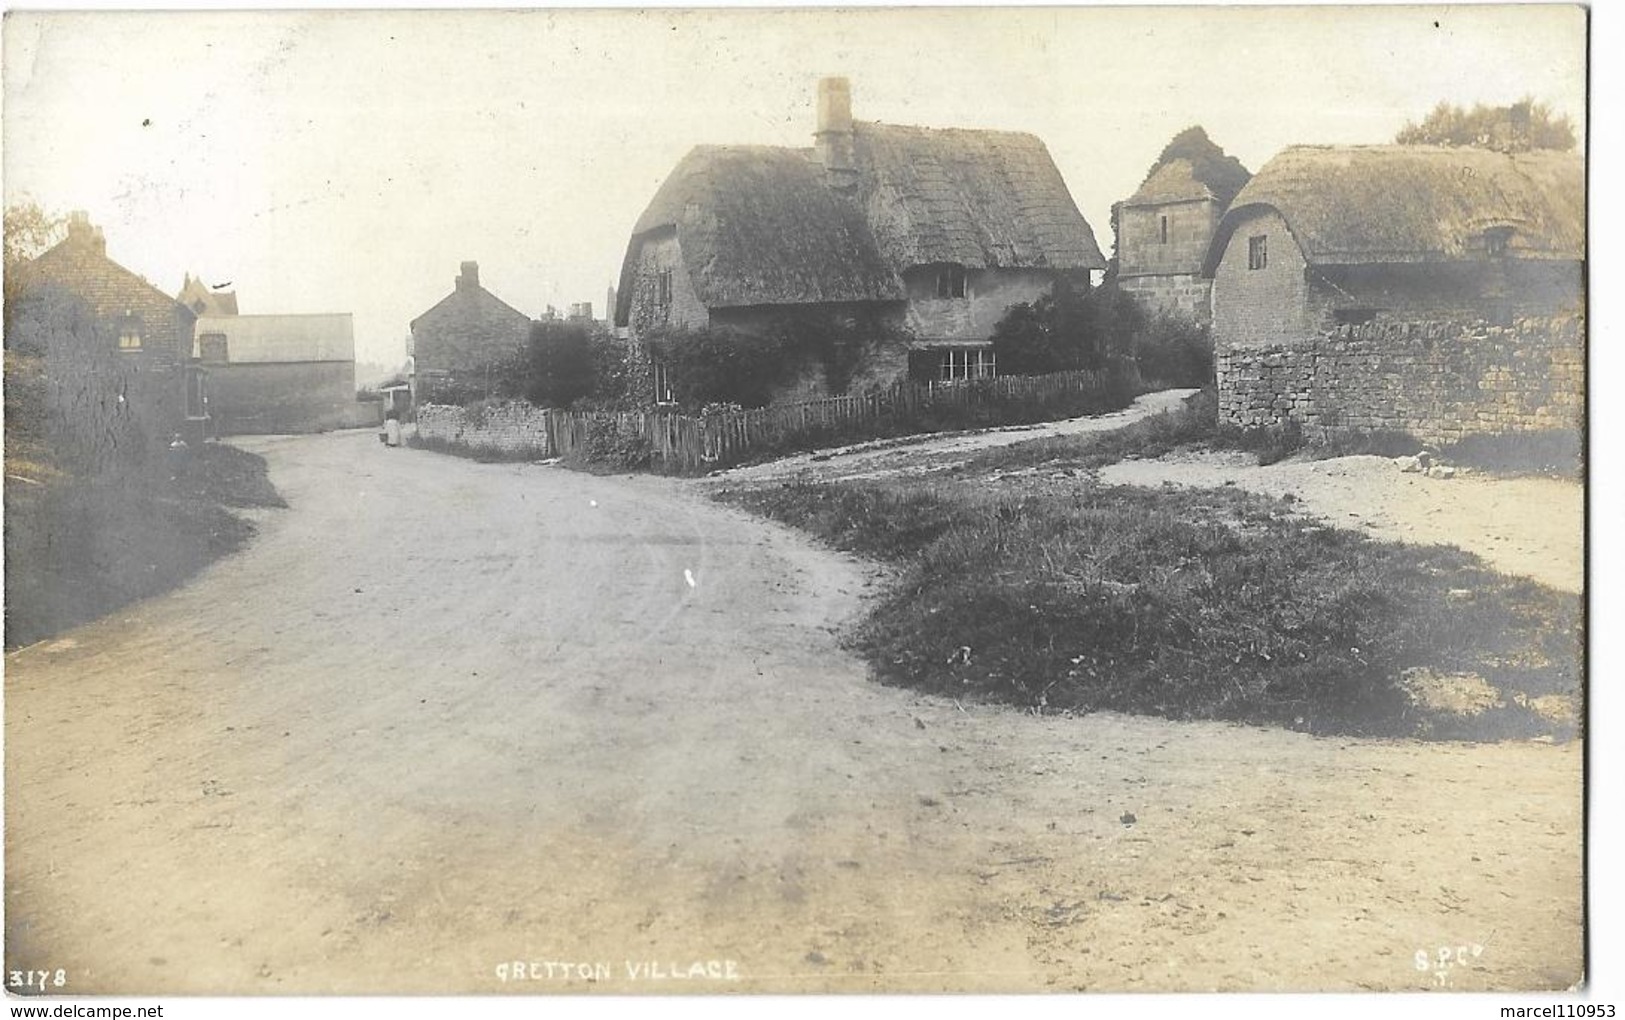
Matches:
[717,422,1581,741]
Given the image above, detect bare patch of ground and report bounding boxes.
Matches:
[1100,450,1582,594]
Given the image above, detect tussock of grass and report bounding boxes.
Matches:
[719,478,1579,740]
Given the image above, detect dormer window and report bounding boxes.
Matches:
[935,264,967,299]
[117,311,143,351]
[1485,226,1514,258]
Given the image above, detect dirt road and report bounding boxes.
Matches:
[4,430,1582,994]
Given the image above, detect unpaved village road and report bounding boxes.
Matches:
[5,430,1582,994]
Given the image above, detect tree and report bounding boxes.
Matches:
[517,319,597,408]
[1395,97,1576,153]
[4,202,64,322]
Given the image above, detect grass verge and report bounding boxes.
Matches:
[4,443,285,649]
[716,475,1580,741]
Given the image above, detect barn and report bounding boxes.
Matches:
[193,313,360,434]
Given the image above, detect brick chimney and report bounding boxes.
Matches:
[814,76,857,192]
[65,210,106,256]
[457,261,479,292]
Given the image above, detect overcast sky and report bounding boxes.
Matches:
[2,5,1587,369]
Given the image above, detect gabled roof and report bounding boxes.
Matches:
[1203,144,1584,274]
[26,236,195,324]
[409,281,531,333]
[615,121,1105,325]
[194,313,354,363]
[177,273,239,317]
[1123,127,1252,210]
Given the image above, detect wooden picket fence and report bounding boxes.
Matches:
[540,367,1119,473]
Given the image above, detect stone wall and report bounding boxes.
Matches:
[413,401,554,457]
[1215,316,1584,443]
[1118,273,1212,325]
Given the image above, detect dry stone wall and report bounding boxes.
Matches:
[1215,316,1583,443]
[414,401,554,457]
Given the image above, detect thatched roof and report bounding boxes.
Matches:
[851,123,1106,273]
[618,144,904,317]
[615,123,1103,325]
[1124,126,1251,209]
[1203,145,1584,274]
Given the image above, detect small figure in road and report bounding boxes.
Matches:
[383,409,402,448]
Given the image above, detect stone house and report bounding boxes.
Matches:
[176,272,239,318]
[409,262,533,404]
[1202,145,1583,349]
[1202,145,1584,441]
[11,211,207,449]
[1113,127,1250,325]
[192,313,360,434]
[614,77,1107,399]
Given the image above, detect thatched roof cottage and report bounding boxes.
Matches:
[1202,144,1584,350]
[1113,126,1250,325]
[615,77,1106,396]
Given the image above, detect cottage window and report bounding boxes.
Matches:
[1160,215,1169,244]
[1485,227,1514,258]
[652,360,675,404]
[1247,235,1268,271]
[935,264,967,299]
[938,346,996,382]
[656,269,674,308]
[117,312,143,351]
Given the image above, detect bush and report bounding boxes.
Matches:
[1131,310,1213,388]
[645,325,786,409]
[577,415,650,471]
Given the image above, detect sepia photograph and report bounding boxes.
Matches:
[1,2,1598,1008]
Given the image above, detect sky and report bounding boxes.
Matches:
[2,4,1588,371]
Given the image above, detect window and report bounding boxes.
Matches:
[1247,235,1268,271]
[1160,215,1169,244]
[656,269,673,308]
[1485,226,1514,258]
[199,333,229,364]
[652,360,674,404]
[935,264,967,299]
[117,312,143,351]
[938,346,996,382]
